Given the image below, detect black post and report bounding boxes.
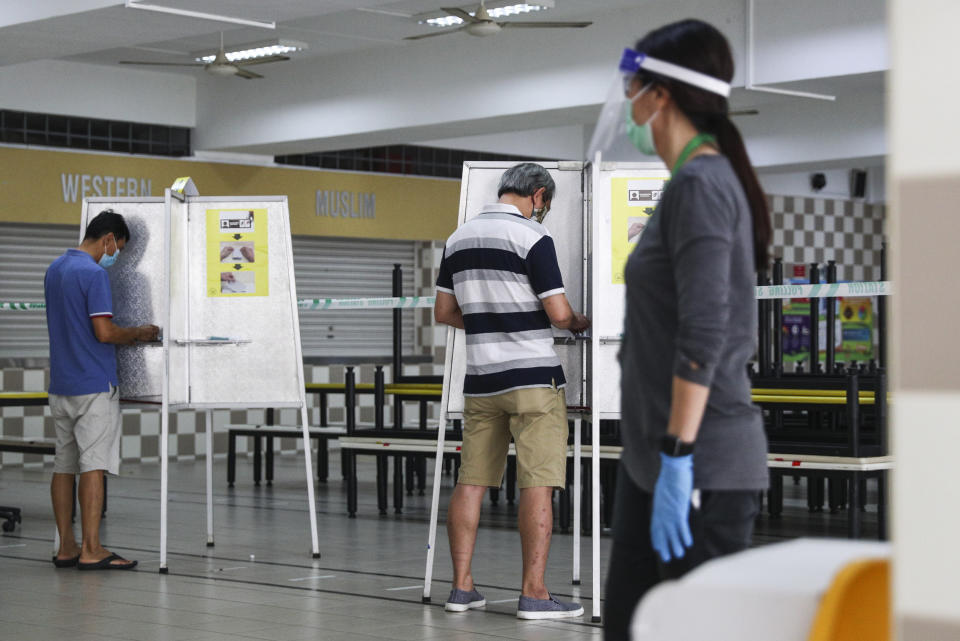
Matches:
[374,366,385,431]
[878,367,888,455]
[392,264,403,428]
[265,408,275,486]
[848,370,860,458]
[773,258,784,376]
[345,367,356,434]
[878,242,887,369]
[809,263,820,374]
[826,261,837,373]
[757,270,770,377]
[392,263,403,382]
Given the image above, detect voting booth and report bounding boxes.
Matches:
[80,179,320,571]
[422,157,669,621]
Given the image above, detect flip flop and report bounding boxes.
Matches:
[52,555,80,568]
[77,553,137,571]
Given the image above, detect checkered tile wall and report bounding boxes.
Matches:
[770,195,886,282]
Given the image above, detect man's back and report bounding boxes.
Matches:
[44,249,117,396]
[437,203,566,396]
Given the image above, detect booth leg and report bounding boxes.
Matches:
[159,406,170,574]
[205,410,214,548]
[572,417,582,585]
[298,404,321,558]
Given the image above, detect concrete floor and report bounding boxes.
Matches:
[0,449,879,640]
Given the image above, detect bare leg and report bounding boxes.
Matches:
[77,470,133,567]
[519,486,553,599]
[447,483,487,591]
[78,470,108,563]
[51,473,79,559]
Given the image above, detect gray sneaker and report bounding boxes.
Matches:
[445,588,486,612]
[517,594,584,620]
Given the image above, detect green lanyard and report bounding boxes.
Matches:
[672,133,718,175]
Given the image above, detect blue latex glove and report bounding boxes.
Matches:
[650,452,694,563]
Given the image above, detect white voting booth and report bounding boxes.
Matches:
[423,158,669,621]
[80,179,320,572]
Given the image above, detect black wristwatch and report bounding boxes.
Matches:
[660,434,695,457]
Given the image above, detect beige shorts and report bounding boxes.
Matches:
[459,386,568,489]
[49,384,121,475]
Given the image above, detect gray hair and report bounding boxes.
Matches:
[497,163,556,203]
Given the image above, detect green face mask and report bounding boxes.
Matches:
[625,100,659,156]
[624,83,660,156]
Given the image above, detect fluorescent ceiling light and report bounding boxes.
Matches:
[125,1,276,30]
[418,1,554,27]
[193,39,307,63]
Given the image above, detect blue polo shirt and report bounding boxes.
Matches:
[44,249,118,395]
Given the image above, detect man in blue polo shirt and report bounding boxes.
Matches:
[435,163,590,619]
[45,210,158,571]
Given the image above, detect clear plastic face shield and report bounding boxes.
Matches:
[585,48,732,162]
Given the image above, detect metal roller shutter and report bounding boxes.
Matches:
[0,223,78,361]
[292,236,416,358]
[0,224,415,360]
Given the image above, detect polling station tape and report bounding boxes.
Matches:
[0,283,894,312]
[296,296,436,310]
[755,281,892,300]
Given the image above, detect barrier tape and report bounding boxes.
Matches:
[0,282,893,312]
[296,296,435,310]
[755,281,892,299]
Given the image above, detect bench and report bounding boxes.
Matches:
[226,424,347,487]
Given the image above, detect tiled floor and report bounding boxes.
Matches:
[0,451,878,640]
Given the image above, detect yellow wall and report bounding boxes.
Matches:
[0,146,461,240]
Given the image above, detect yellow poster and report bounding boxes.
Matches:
[611,176,667,284]
[206,209,269,297]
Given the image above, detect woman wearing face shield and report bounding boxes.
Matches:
[602,19,771,640]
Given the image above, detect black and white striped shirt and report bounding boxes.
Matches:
[437,203,566,396]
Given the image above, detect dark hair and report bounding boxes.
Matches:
[84,209,130,243]
[497,163,556,203]
[634,19,771,270]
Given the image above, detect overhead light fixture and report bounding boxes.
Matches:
[417,1,554,27]
[193,39,307,63]
[125,1,276,30]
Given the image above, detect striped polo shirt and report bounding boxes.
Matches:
[436,203,566,396]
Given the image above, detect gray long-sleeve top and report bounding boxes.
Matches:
[620,154,768,493]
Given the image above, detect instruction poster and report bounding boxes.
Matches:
[610,176,667,284]
[206,209,269,297]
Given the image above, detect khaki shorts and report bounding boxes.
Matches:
[49,384,121,476]
[459,386,568,489]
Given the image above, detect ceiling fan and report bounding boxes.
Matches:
[118,33,288,79]
[405,1,592,40]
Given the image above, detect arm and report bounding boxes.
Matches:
[666,175,735,443]
[434,291,464,329]
[528,235,590,332]
[91,317,159,345]
[542,294,589,332]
